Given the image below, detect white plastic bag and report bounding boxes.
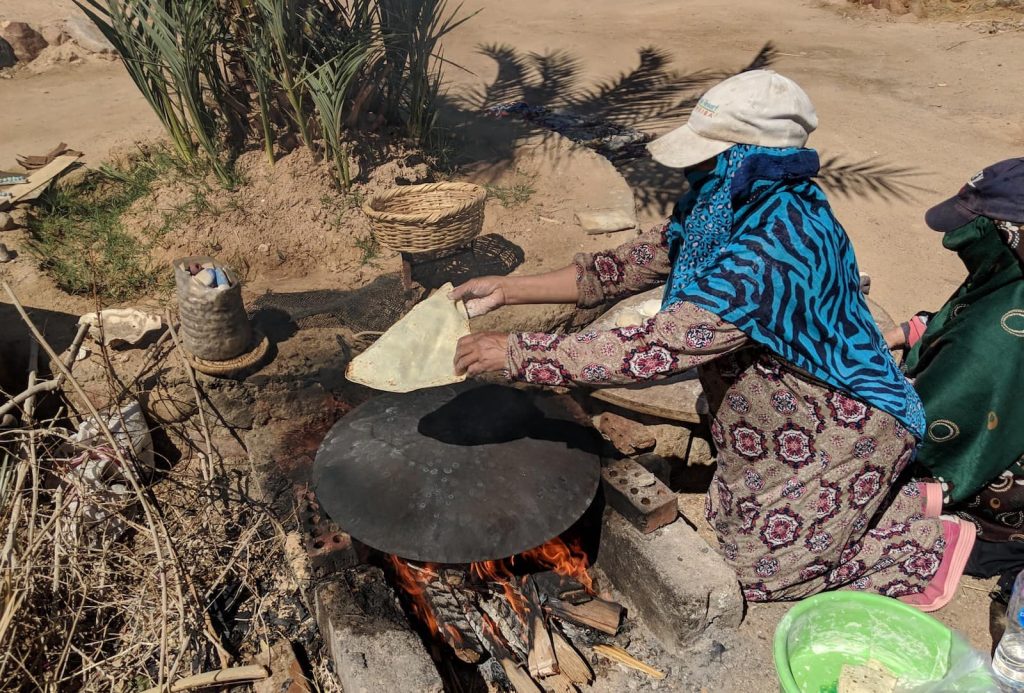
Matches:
[895,631,999,693]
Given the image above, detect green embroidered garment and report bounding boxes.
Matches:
[906,216,1024,503]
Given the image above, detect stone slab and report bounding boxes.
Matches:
[313,566,443,693]
[596,511,743,650]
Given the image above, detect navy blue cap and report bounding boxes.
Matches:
[925,157,1024,232]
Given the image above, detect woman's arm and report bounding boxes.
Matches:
[454,301,749,383]
[450,222,673,316]
[574,222,673,308]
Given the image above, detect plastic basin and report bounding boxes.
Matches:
[773,592,952,692]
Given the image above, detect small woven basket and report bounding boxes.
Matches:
[363,182,486,254]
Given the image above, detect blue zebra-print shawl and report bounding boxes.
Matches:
[663,145,926,439]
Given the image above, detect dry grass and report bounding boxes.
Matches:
[0,283,324,691]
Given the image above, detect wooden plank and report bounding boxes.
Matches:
[550,630,593,685]
[522,577,557,678]
[591,376,705,425]
[545,597,622,635]
[592,644,666,680]
[0,155,80,208]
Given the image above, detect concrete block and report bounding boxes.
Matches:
[314,566,442,693]
[601,458,677,533]
[596,511,743,650]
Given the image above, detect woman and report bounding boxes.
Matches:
[453,70,973,609]
[886,159,1024,550]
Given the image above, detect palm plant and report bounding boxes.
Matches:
[303,42,379,188]
[77,0,474,190]
[75,0,235,185]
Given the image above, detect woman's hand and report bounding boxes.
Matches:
[454,332,510,376]
[450,277,508,318]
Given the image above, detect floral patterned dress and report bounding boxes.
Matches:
[504,225,957,603]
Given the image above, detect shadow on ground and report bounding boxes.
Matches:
[249,234,524,340]
[441,42,931,217]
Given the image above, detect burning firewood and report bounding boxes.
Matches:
[423,578,486,664]
[478,588,529,662]
[550,629,594,686]
[532,570,591,606]
[539,673,578,693]
[479,614,543,693]
[521,576,558,678]
[545,596,623,636]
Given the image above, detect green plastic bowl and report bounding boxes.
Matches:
[773,592,952,693]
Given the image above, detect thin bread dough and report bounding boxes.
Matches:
[346,283,470,393]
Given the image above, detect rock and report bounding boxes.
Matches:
[0,22,48,63]
[8,207,30,229]
[0,38,15,69]
[203,380,256,429]
[62,16,116,54]
[596,511,743,650]
[39,23,68,48]
[25,43,90,73]
[314,567,443,693]
[593,411,656,455]
[55,165,91,192]
[143,384,198,425]
[574,207,638,235]
[0,243,13,263]
[0,212,14,231]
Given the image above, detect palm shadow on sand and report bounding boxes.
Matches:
[440,41,932,217]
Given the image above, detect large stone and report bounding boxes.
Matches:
[0,22,47,63]
[596,511,743,650]
[0,38,15,69]
[314,567,443,693]
[63,16,116,54]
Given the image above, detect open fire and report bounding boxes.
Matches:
[388,537,624,690]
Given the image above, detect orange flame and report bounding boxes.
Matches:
[389,536,594,643]
[388,555,441,636]
[522,536,594,593]
[470,559,528,620]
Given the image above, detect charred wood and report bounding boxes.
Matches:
[423,577,485,664]
[545,596,623,635]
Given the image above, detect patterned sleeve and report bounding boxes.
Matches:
[574,222,673,308]
[506,301,749,387]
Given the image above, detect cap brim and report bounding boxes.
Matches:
[924,197,979,232]
[646,123,734,169]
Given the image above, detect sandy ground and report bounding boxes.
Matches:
[2,0,1023,690]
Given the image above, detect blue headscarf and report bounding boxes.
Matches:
[664,145,925,439]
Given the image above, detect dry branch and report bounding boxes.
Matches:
[138,664,269,693]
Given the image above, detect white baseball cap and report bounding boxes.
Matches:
[647,70,818,169]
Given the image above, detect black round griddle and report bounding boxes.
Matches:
[313,384,601,563]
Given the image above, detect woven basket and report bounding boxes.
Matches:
[363,182,486,254]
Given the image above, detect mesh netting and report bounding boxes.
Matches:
[249,234,525,335]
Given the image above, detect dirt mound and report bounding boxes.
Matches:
[122,147,438,290]
[844,0,1024,19]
